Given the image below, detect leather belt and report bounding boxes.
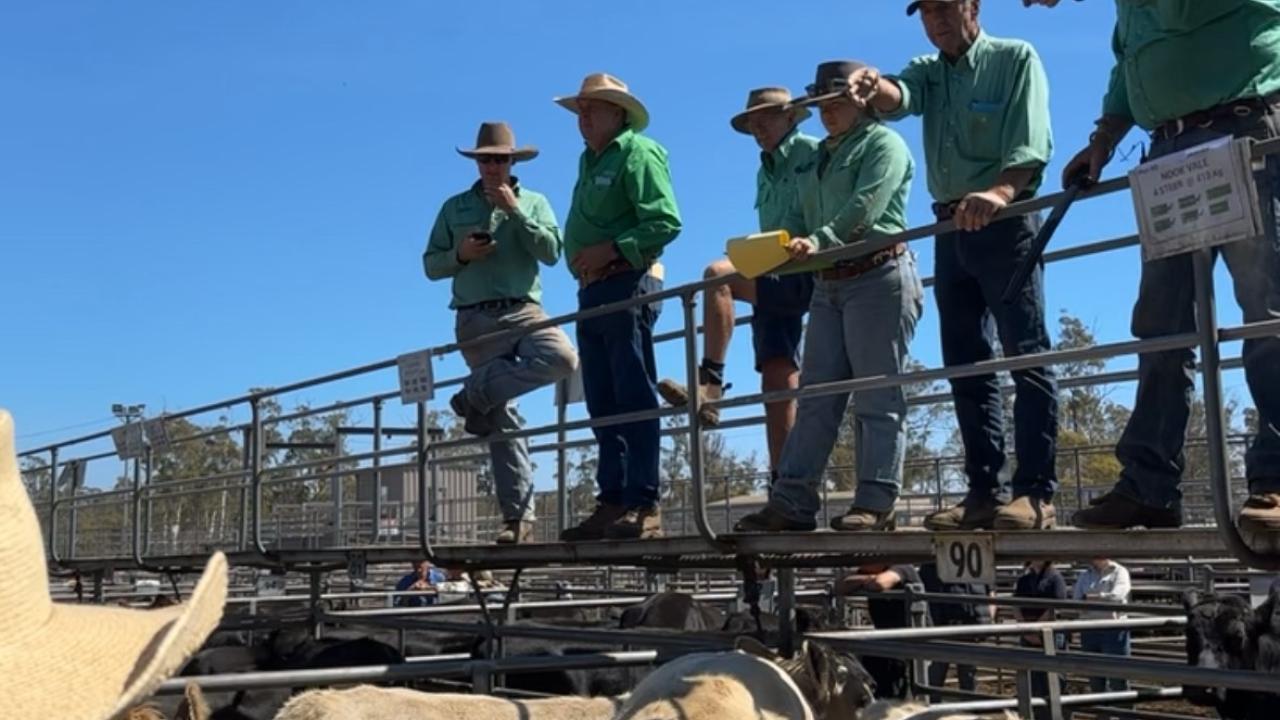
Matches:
[817,243,907,282]
[579,259,646,288]
[1152,94,1278,142]
[456,298,530,312]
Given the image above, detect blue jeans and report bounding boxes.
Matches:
[936,213,1060,501]
[769,255,924,518]
[456,303,578,521]
[1080,629,1130,693]
[1116,107,1280,509]
[577,270,664,508]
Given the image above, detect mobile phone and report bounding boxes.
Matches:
[472,231,494,245]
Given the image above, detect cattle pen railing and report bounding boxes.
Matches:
[19,137,1280,578]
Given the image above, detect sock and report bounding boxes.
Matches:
[699,359,726,386]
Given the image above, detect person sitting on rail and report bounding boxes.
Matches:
[394,559,444,608]
[734,60,923,534]
[554,73,682,542]
[424,121,579,546]
[1060,2,1280,542]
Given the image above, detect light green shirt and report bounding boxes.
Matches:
[756,129,819,233]
[563,129,682,277]
[887,32,1053,203]
[782,120,914,272]
[1105,0,1280,130]
[423,180,560,309]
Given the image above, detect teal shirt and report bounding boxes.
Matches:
[887,32,1053,203]
[1105,0,1280,130]
[563,129,682,277]
[423,180,561,309]
[756,129,820,232]
[782,120,915,272]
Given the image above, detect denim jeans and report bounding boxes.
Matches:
[936,213,1060,501]
[1079,629,1131,693]
[769,255,924,519]
[1115,106,1280,509]
[576,270,664,508]
[927,659,977,700]
[456,303,578,521]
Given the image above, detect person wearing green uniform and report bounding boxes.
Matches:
[554,73,682,541]
[423,121,578,545]
[849,0,1060,532]
[735,60,924,533]
[1061,1,1280,538]
[656,87,817,481]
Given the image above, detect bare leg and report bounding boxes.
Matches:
[703,258,757,363]
[761,356,800,469]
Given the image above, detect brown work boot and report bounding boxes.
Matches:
[605,506,663,540]
[495,519,534,545]
[656,379,722,426]
[559,503,626,542]
[1238,492,1280,534]
[1070,491,1182,529]
[733,505,817,533]
[924,495,1004,531]
[830,506,897,532]
[993,496,1056,530]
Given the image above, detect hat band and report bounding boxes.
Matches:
[806,77,852,98]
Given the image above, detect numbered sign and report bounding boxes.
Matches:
[143,415,173,452]
[933,535,995,586]
[396,350,435,405]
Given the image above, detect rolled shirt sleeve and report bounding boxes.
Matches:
[1000,44,1053,171]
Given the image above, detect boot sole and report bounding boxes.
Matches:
[657,383,690,407]
[831,517,897,532]
[992,516,1056,531]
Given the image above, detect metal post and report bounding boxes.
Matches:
[556,383,569,534]
[67,460,80,560]
[415,402,437,561]
[240,427,251,550]
[1073,448,1085,512]
[1015,669,1035,719]
[309,570,323,641]
[47,447,59,562]
[92,570,105,604]
[777,567,796,658]
[1041,627,1064,720]
[934,457,944,509]
[906,583,928,700]
[682,290,723,547]
[132,446,150,566]
[372,398,383,544]
[250,398,268,555]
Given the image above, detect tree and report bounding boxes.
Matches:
[1052,313,1130,490]
[661,418,762,504]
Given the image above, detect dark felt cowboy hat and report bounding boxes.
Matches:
[456,121,539,162]
[730,86,812,134]
[792,60,869,108]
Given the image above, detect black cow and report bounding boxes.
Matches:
[618,591,727,631]
[1183,585,1280,720]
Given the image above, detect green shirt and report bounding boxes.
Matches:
[887,32,1053,203]
[423,180,561,309]
[756,129,820,232]
[1104,0,1280,130]
[782,120,915,272]
[563,129,682,276]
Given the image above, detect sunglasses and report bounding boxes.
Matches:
[477,155,512,165]
[806,77,851,98]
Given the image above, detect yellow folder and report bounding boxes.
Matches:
[726,230,791,279]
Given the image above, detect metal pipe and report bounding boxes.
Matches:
[683,289,724,549]
[556,382,569,534]
[809,616,1183,642]
[47,447,59,562]
[372,398,382,544]
[415,402,436,562]
[250,398,267,555]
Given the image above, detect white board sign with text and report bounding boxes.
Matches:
[396,350,435,405]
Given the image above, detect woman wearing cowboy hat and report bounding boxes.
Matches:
[735,60,924,535]
[425,121,579,545]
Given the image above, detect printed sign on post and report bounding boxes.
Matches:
[1129,137,1263,262]
[933,534,996,586]
[143,415,172,452]
[396,350,435,405]
[110,423,146,460]
[555,366,585,406]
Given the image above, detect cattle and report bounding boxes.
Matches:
[272,685,622,720]
[1183,584,1280,720]
[859,701,1015,720]
[618,592,726,632]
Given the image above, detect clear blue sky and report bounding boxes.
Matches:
[2,1,1253,490]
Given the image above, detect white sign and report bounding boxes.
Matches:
[143,415,173,451]
[255,574,287,597]
[1129,137,1263,262]
[110,423,146,460]
[396,350,435,405]
[933,534,996,586]
[555,366,585,406]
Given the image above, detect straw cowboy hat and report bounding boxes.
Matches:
[792,60,869,108]
[554,73,650,132]
[731,87,812,134]
[456,121,539,162]
[0,409,228,720]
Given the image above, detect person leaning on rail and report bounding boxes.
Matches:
[554,73,682,542]
[1063,2,1280,540]
[734,60,924,534]
[423,121,579,545]
[844,0,1061,533]
[656,87,818,488]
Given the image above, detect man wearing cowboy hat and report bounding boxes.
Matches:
[554,73,682,541]
[0,410,229,719]
[735,60,924,534]
[656,87,817,481]
[848,0,1061,533]
[424,121,578,545]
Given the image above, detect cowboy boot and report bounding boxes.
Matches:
[495,519,535,545]
[656,379,723,427]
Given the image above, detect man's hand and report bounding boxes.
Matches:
[847,66,882,109]
[484,183,519,213]
[835,574,879,595]
[1062,138,1114,188]
[411,579,429,590]
[953,190,1009,232]
[785,236,818,261]
[571,242,620,279]
[457,233,496,263]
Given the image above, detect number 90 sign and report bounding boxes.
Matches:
[933,535,996,585]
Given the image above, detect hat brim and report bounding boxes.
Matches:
[554,90,650,132]
[907,0,956,15]
[456,146,539,162]
[3,552,228,720]
[730,103,812,135]
[790,90,851,109]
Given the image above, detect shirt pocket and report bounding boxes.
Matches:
[966,99,1005,160]
[578,170,625,223]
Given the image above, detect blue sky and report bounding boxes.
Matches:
[2,1,1253,490]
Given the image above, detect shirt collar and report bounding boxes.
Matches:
[824,117,873,150]
[588,127,636,158]
[945,30,990,72]
[762,127,803,171]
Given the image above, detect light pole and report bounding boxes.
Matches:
[112,403,145,553]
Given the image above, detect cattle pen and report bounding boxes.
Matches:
[21,139,1280,719]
